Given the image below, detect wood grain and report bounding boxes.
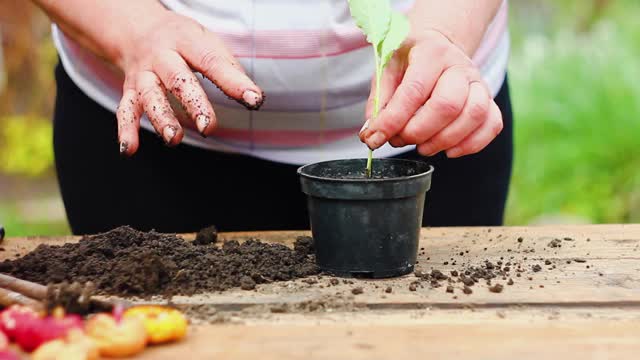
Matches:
[3,225,640,359]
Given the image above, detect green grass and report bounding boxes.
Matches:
[505,10,640,224]
[0,205,70,237]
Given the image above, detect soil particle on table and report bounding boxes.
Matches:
[193,225,218,245]
[351,287,364,295]
[489,283,504,293]
[532,264,542,272]
[548,239,562,248]
[0,226,319,298]
[507,278,514,285]
[463,286,473,295]
[385,286,392,293]
[240,276,257,290]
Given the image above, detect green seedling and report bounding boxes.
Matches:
[347,0,409,177]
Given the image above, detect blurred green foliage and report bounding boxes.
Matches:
[0,115,54,177]
[0,205,70,237]
[505,0,640,224]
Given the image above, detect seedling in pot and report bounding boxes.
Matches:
[347,0,410,177]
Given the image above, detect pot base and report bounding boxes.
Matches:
[319,264,415,279]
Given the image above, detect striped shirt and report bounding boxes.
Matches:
[52,0,510,165]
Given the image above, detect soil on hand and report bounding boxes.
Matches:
[0,226,318,298]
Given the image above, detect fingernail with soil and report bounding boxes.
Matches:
[196,114,210,135]
[119,141,128,156]
[163,126,176,144]
[242,90,261,107]
[366,131,386,150]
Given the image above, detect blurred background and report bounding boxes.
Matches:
[0,0,639,236]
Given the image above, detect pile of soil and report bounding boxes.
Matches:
[0,226,318,298]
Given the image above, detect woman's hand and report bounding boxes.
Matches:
[33,0,263,156]
[114,9,263,156]
[359,3,504,158]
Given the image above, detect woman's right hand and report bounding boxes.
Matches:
[113,8,263,156]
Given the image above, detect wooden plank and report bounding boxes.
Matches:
[2,225,640,309]
[3,226,640,358]
[161,224,640,309]
[137,317,640,360]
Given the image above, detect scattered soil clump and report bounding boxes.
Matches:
[0,226,318,298]
[193,225,218,246]
[548,239,562,248]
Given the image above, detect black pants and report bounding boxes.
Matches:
[53,62,513,235]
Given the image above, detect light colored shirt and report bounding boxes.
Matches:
[52,0,510,165]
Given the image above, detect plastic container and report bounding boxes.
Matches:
[297,158,434,278]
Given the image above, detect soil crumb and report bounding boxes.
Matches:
[0,226,318,298]
[548,239,562,248]
[351,287,364,295]
[193,225,218,246]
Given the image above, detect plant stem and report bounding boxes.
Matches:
[367,51,383,178]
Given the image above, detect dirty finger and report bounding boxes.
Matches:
[136,71,184,146]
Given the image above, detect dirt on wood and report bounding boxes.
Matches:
[0,226,318,298]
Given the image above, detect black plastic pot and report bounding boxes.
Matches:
[297,158,434,278]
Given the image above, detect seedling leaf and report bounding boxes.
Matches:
[347,0,410,178]
[347,0,392,47]
[379,11,410,69]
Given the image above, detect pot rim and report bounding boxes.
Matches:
[297,158,434,183]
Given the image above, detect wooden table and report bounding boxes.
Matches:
[3,224,640,359]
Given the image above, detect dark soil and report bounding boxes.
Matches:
[548,239,562,248]
[193,225,218,246]
[302,159,429,180]
[0,226,318,298]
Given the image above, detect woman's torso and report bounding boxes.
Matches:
[52,0,510,165]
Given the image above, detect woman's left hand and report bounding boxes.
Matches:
[359,29,503,158]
